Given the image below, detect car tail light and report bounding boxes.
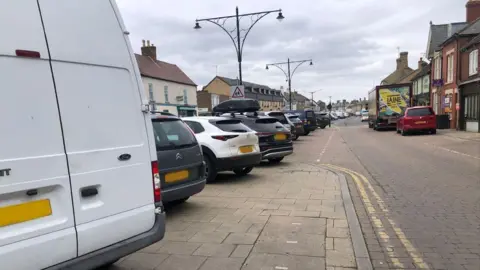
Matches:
[151,161,161,202]
[211,135,238,141]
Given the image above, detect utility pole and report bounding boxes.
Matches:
[328,96,332,127]
[307,90,318,110]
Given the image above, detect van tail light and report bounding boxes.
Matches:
[151,161,161,202]
[15,50,41,58]
[211,135,238,141]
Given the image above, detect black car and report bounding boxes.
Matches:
[151,113,206,204]
[283,109,317,135]
[214,99,293,163]
[286,114,305,137]
[315,112,330,129]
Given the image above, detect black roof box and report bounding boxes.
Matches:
[212,99,260,113]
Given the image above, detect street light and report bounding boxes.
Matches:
[265,58,313,110]
[195,7,284,85]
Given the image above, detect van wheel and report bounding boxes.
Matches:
[269,157,284,164]
[233,167,253,176]
[204,155,217,183]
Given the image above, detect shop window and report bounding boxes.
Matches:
[464,94,479,121]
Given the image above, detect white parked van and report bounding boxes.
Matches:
[0,1,165,269]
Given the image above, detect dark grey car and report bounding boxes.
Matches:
[151,113,206,204]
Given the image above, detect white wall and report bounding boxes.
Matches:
[141,76,197,115]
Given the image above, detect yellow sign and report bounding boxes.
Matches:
[379,88,407,114]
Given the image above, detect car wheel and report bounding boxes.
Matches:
[292,134,298,141]
[320,125,326,129]
[396,127,400,134]
[304,131,310,136]
[233,167,254,176]
[203,155,217,183]
[401,128,407,136]
[431,129,437,135]
[268,157,284,164]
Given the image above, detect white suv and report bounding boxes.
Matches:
[184,117,262,182]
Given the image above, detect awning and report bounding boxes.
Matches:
[178,106,196,111]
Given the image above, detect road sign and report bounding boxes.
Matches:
[230,85,245,99]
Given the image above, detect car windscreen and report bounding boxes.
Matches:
[406,108,433,117]
[152,119,197,150]
[210,119,252,133]
[267,112,288,124]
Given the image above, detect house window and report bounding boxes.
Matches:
[469,49,479,76]
[148,83,154,101]
[447,54,454,83]
[211,94,220,107]
[464,94,479,121]
[164,85,169,103]
[183,89,188,104]
[434,57,442,79]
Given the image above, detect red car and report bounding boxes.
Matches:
[396,106,437,136]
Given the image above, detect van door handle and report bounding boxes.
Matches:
[81,187,98,198]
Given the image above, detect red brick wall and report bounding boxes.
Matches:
[466,1,480,23]
[441,41,458,129]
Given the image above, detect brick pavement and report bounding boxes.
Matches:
[110,161,363,270]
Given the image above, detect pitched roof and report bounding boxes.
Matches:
[426,22,467,57]
[410,64,431,81]
[381,68,414,85]
[462,34,480,50]
[438,18,480,48]
[216,76,272,90]
[135,54,196,86]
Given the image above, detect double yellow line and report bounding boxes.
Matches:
[323,164,430,269]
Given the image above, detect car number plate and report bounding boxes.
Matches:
[274,133,287,141]
[165,170,189,183]
[415,121,426,124]
[0,199,52,227]
[239,145,253,153]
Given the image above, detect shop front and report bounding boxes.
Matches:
[177,106,197,117]
[459,80,480,132]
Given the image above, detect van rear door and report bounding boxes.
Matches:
[38,0,156,256]
[0,1,77,269]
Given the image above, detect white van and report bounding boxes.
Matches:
[0,1,165,269]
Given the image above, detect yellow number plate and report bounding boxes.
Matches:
[274,133,287,141]
[0,199,52,227]
[165,170,189,183]
[239,145,253,153]
[415,121,426,124]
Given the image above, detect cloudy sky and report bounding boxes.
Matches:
[117,0,465,103]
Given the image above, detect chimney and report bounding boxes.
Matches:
[396,52,408,70]
[141,39,157,60]
[466,0,480,23]
[418,57,424,69]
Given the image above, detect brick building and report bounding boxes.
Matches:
[459,34,480,132]
[430,0,480,129]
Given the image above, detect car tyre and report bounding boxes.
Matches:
[292,133,298,141]
[320,125,326,129]
[401,128,407,136]
[233,166,254,176]
[303,131,310,136]
[95,259,119,269]
[431,129,437,135]
[203,155,217,183]
[396,127,400,134]
[269,157,284,164]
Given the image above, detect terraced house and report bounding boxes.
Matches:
[136,40,198,116]
[201,76,284,111]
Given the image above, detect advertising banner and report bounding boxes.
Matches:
[378,86,410,118]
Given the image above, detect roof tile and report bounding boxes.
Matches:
[135,54,196,86]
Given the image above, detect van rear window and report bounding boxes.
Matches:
[267,112,288,124]
[306,111,315,118]
[407,108,433,117]
[211,119,251,133]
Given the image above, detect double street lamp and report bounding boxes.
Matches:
[265,58,313,110]
[195,7,284,85]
